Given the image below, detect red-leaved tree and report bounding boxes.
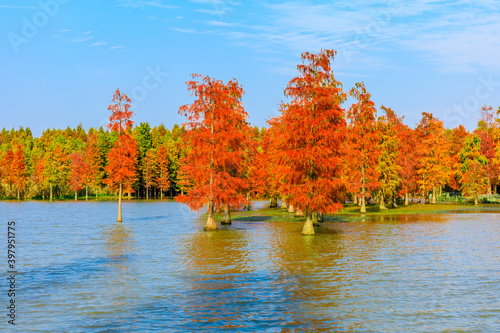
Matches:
[176,74,250,231]
[269,49,347,235]
[103,89,138,222]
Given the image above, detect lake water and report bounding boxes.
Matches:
[1,201,499,332]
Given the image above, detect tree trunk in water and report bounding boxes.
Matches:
[431,187,436,204]
[379,195,386,210]
[288,204,294,213]
[50,182,53,202]
[318,212,324,222]
[404,192,409,206]
[204,201,218,231]
[295,208,305,217]
[474,196,478,206]
[302,212,314,235]
[221,204,232,225]
[312,212,320,226]
[85,185,88,201]
[75,191,77,201]
[360,196,366,213]
[117,182,123,223]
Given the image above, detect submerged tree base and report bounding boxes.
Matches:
[302,213,315,235]
[204,216,218,231]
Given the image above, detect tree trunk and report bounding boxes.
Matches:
[312,212,320,226]
[146,187,149,200]
[494,185,498,195]
[302,212,314,235]
[295,208,305,217]
[160,186,163,199]
[270,197,278,208]
[204,201,218,231]
[170,187,173,199]
[50,182,53,201]
[392,191,398,208]
[431,187,436,204]
[474,196,478,206]
[246,192,251,211]
[360,196,366,213]
[221,204,232,225]
[288,204,294,213]
[487,180,492,195]
[318,212,324,222]
[353,195,358,205]
[404,192,409,206]
[379,194,386,210]
[117,182,123,223]
[75,190,77,201]
[17,189,20,201]
[281,199,288,209]
[85,185,88,201]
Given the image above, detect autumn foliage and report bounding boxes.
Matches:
[3,49,500,230]
[175,74,250,230]
[270,50,346,234]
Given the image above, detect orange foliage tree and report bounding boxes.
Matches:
[416,112,451,204]
[398,123,418,205]
[269,50,347,235]
[176,74,250,231]
[103,89,138,222]
[70,152,87,200]
[2,150,15,198]
[12,145,27,200]
[345,82,380,213]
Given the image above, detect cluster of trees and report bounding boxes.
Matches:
[1,49,499,233]
[0,114,188,204]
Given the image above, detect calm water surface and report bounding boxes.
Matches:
[1,201,499,332]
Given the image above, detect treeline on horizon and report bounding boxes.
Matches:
[1,50,500,222]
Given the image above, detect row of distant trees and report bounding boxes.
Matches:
[1,49,499,233]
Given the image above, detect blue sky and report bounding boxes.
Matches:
[1,0,500,136]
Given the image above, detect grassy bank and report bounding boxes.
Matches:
[226,202,500,223]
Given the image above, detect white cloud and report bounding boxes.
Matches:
[190,0,500,73]
[70,37,94,43]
